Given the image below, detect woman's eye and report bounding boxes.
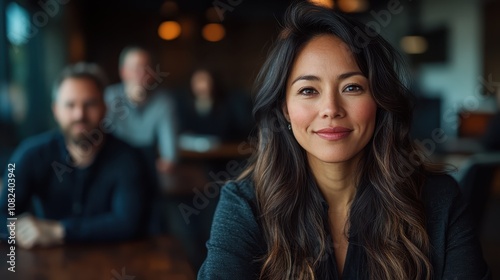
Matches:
[343,84,363,93]
[299,88,318,96]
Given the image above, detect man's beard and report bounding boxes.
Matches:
[61,121,98,147]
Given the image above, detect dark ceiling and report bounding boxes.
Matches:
[76,0,401,19]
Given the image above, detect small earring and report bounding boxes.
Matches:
[288,123,292,131]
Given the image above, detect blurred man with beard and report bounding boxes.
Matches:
[0,63,145,248]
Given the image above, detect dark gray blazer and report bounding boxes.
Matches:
[199,174,491,279]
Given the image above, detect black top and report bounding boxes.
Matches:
[481,112,500,151]
[174,91,253,142]
[0,130,145,242]
[198,175,491,279]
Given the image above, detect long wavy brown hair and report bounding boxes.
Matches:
[238,2,444,280]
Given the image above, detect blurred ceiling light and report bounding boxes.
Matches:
[205,7,220,22]
[337,0,369,13]
[202,23,225,42]
[308,0,334,9]
[400,36,428,54]
[158,21,181,40]
[160,1,179,17]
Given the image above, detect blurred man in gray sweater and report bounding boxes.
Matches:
[105,46,177,233]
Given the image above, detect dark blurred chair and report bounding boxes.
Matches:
[456,153,500,230]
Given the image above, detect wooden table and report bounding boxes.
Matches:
[161,142,252,195]
[0,236,195,280]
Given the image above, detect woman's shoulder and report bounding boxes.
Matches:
[420,175,491,279]
[208,177,264,254]
[218,178,259,219]
[221,178,257,203]
[424,174,458,191]
[421,173,462,211]
[422,173,460,194]
[199,178,264,279]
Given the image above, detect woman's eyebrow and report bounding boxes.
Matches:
[290,72,365,86]
[290,75,321,86]
[337,71,364,80]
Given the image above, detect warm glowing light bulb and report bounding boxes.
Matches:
[202,23,225,42]
[158,21,181,40]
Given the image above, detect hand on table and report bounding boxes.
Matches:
[16,214,65,249]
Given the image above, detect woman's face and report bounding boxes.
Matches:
[284,35,377,165]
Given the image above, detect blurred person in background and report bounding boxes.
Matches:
[105,46,178,234]
[0,63,145,248]
[171,67,253,270]
[176,67,253,142]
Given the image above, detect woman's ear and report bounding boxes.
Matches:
[282,102,290,122]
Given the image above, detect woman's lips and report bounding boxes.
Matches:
[315,127,353,140]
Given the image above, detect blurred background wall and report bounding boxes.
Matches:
[1,0,498,143]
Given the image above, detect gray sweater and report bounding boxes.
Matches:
[104,83,177,162]
[199,174,491,279]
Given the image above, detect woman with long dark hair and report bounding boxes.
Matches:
[198,2,490,279]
